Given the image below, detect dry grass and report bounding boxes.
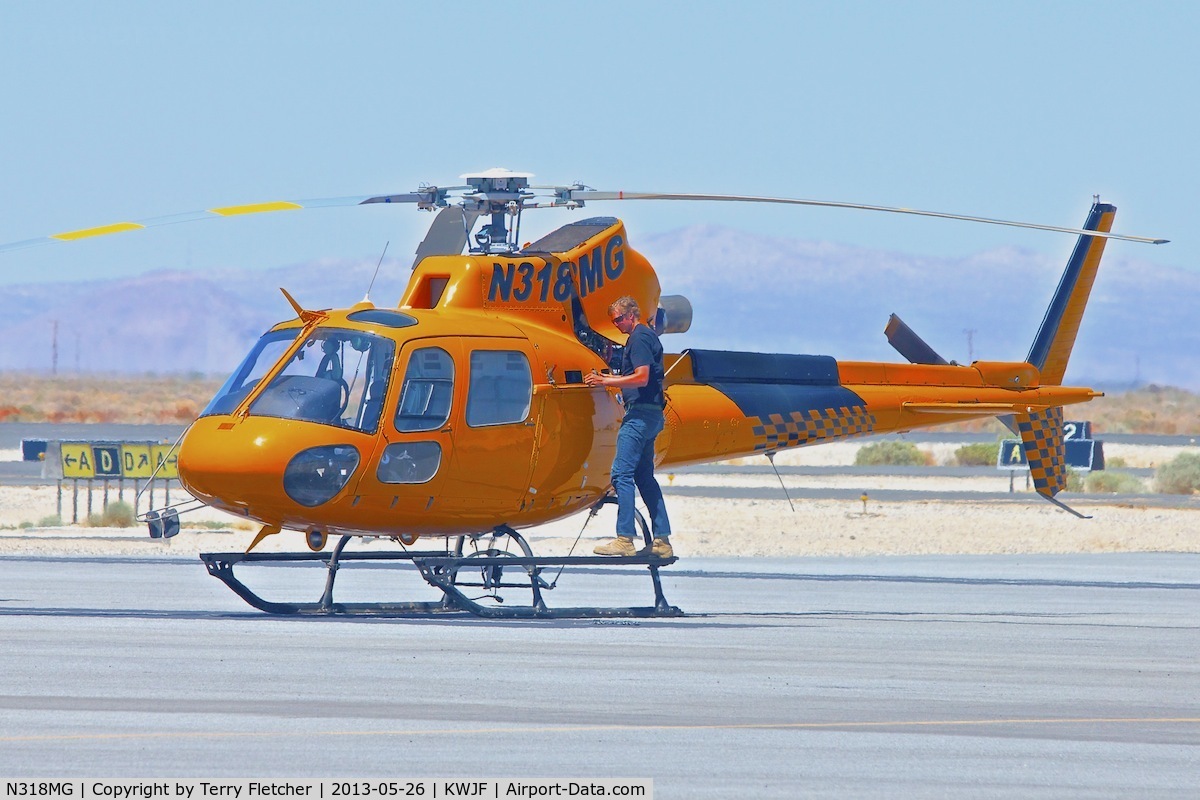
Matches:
[0,374,1197,433]
[0,373,223,424]
[1085,385,1200,435]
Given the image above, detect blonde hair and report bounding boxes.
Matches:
[609,296,640,320]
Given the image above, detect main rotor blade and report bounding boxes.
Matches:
[566,190,1170,245]
[884,313,949,366]
[0,193,433,254]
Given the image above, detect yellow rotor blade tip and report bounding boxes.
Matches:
[51,222,146,241]
[209,201,303,216]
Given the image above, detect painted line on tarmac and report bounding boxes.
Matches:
[3,716,1198,743]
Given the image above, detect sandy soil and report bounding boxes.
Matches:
[1,493,1196,560]
[1,439,1195,559]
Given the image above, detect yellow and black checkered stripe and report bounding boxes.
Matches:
[751,405,876,453]
[1016,406,1066,497]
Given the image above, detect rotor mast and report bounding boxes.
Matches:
[460,169,534,255]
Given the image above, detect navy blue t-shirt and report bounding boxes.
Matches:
[620,324,665,407]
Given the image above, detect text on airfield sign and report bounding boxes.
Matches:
[58,441,179,479]
[121,444,154,478]
[93,445,121,477]
[151,444,180,479]
[60,443,95,478]
[996,420,1105,473]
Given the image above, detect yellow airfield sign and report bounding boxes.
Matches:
[151,444,180,479]
[58,441,179,480]
[121,444,154,478]
[60,443,96,478]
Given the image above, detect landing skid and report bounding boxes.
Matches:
[199,517,681,619]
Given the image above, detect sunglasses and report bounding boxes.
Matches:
[611,311,631,325]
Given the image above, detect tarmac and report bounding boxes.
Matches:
[1,552,1197,797]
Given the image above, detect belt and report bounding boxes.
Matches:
[627,402,665,410]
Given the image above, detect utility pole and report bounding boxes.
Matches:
[963,328,976,362]
[51,319,58,375]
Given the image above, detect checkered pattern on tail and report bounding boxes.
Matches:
[751,406,875,453]
[1016,406,1066,497]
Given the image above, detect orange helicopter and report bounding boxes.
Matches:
[0,169,1168,617]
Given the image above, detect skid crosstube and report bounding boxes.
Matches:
[417,553,681,618]
[199,537,682,619]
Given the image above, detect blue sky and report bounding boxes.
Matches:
[0,1,1194,286]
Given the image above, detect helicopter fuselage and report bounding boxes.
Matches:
[177,215,1101,543]
[179,217,657,539]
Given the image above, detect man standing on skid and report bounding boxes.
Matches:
[585,296,674,558]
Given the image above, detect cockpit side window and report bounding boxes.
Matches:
[466,350,532,427]
[395,347,455,432]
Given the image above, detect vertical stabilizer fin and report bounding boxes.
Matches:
[1026,202,1116,386]
[1017,406,1066,497]
[1014,406,1091,518]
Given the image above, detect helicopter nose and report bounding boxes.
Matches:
[177,417,287,512]
[179,416,366,517]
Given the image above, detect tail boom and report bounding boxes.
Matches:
[658,350,1099,469]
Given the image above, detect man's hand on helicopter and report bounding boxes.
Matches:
[584,365,650,389]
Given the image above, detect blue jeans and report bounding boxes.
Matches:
[612,405,671,541]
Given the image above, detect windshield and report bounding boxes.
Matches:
[202,327,397,433]
[202,328,301,417]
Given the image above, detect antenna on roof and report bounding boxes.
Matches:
[363,241,389,303]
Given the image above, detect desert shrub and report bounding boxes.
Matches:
[1153,452,1200,495]
[102,500,136,527]
[18,520,34,529]
[87,501,137,528]
[1064,467,1084,493]
[1105,456,1128,469]
[854,441,930,466]
[953,442,1000,466]
[1085,470,1145,494]
[38,515,63,527]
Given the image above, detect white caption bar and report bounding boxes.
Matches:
[1,781,653,800]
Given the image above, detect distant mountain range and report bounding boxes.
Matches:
[1,225,1196,390]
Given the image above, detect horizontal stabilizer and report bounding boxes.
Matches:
[903,402,1052,416]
